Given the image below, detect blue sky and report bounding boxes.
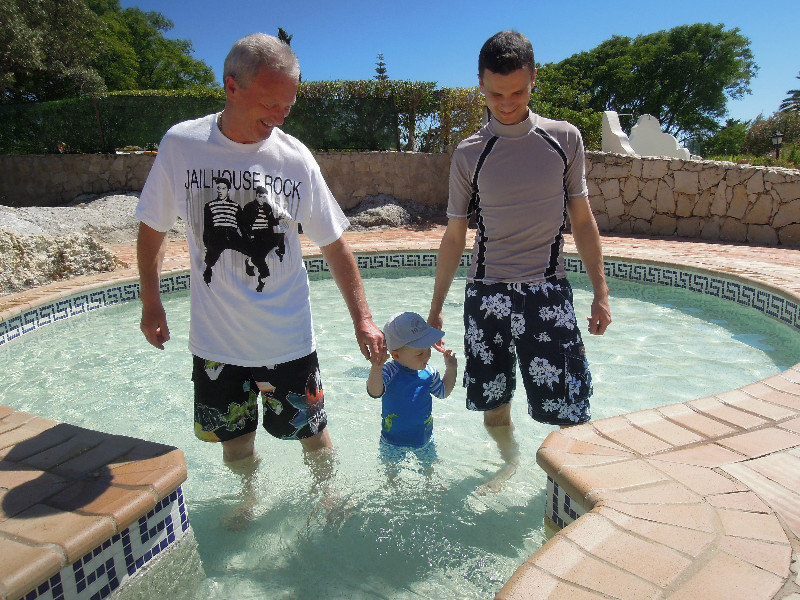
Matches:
[120,0,798,124]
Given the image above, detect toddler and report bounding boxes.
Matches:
[367,312,457,451]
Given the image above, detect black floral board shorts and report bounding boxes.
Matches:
[462,279,592,426]
[192,352,327,442]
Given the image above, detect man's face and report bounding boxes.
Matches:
[256,192,268,204]
[223,66,298,144]
[479,67,536,126]
[216,182,229,199]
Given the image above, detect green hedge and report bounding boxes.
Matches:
[0,90,225,154]
[0,81,603,154]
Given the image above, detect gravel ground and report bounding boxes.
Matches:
[0,192,443,295]
[0,192,181,243]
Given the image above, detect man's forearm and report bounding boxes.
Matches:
[321,236,372,326]
[568,198,608,298]
[137,222,168,304]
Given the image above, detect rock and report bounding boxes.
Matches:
[0,231,120,295]
[0,191,443,296]
[343,194,444,230]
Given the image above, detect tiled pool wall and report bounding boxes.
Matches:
[2,251,800,600]
[547,475,587,529]
[21,488,190,600]
[3,252,799,349]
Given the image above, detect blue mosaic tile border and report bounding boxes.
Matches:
[0,274,189,348]
[22,486,190,600]
[307,251,444,275]
[2,252,799,348]
[546,475,586,530]
[565,256,800,334]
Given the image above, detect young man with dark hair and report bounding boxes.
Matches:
[428,30,611,454]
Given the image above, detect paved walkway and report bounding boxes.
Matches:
[2,228,800,600]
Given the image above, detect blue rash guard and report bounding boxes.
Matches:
[374,361,446,448]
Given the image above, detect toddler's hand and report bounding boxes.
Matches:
[438,347,458,369]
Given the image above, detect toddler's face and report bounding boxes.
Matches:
[393,345,432,371]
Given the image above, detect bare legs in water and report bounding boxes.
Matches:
[219,429,335,529]
[476,403,521,495]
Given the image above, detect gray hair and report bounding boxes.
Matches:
[223,33,300,87]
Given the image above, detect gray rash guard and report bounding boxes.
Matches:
[448,110,589,284]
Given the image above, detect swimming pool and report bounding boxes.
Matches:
[2,258,799,600]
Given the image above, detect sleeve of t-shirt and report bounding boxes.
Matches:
[427,366,446,399]
[135,146,179,233]
[446,148,473,219]
[295,157,350,247]
[382,361,400,389]
[565,127,589,199]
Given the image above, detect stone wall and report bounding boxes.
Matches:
[0,154,155,207]
[0,151,450,210]
[587,152,800,247]
[1,151,798,246]
[315,152,450,209]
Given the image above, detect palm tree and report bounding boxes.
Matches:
[779,72,800,113]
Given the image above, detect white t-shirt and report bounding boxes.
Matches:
[136,113,349,366]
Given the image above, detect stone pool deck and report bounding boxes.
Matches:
[2,227,800,600]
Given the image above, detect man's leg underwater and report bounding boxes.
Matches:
[478,403,521,494]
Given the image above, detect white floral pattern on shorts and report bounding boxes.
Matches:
[462,279,592,425]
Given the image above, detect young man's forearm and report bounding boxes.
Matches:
[429,219,468,321]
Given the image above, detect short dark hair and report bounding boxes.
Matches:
[478,30,535,78]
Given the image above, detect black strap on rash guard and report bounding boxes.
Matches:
[468,136,499,281]
[533,126,569,282]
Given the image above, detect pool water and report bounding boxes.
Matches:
[2,270,799,599]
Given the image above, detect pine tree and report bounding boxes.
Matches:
[278,27,293,45]
[374,53,388,81]
[780,72,800,113]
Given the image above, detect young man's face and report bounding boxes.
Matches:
[222,66,298,143]
[479,67,536,126]
[215,182,230,199]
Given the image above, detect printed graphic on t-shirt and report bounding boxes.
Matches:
[186,169,301,292]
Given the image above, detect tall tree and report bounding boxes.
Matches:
[2,0,105,102]
[1,0,216,102]
[698,118,750,156]
[545,23,757,141]
[99,7,215,90]
[374,53,388,81]
[278,27,293,45]
[780,72,800,113]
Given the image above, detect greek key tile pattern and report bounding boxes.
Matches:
[564,256,800,333]
[0,274,188,347]
[2,254,799,348]
[546,475,586,529]
[22,486,189,600]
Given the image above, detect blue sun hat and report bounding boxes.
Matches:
[383,312,444,351]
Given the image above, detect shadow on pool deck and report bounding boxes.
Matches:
[2,228,800,600]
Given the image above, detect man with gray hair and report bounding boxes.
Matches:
[136,33,385,486]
